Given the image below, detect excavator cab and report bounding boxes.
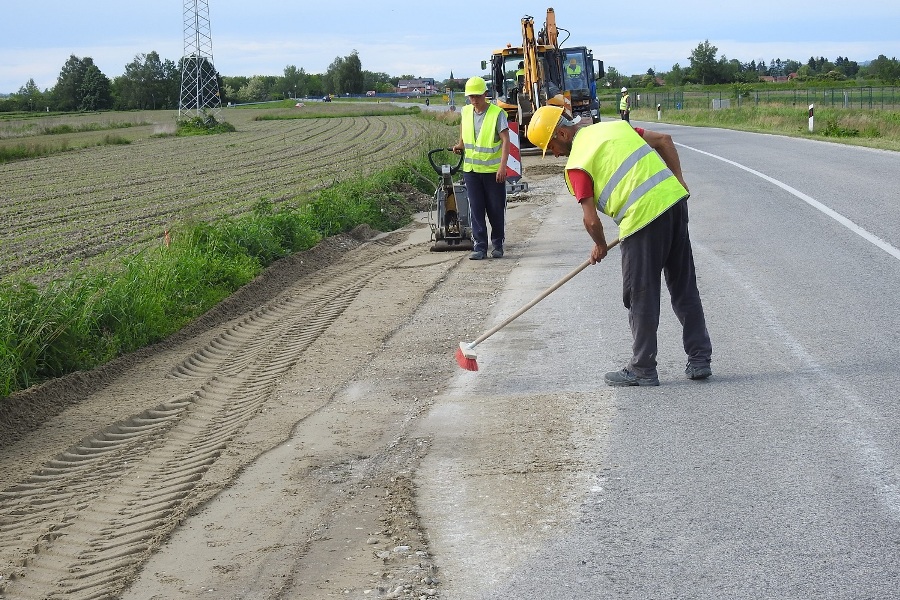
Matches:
[561,47,604,122]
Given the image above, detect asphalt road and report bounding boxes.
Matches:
[426,123,900,598]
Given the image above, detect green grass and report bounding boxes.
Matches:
[626,104,900,151]
[0,147,442,398]
[0,142,65,162]
[0,134,131,163]
[253,102,421,120]
[41,121,147,135]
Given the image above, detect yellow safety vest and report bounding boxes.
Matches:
[564,121,688,238]
[567,65,582,77]
[619,94,630,111]
[462,103,503,173]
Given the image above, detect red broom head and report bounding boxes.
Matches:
[455,343,479,371]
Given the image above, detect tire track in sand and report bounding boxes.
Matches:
[0,238,419,600]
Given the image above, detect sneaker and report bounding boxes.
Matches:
[685,363,712,380]
[604,368,660,387]
[491,248,504,258]
[469,250,486,260]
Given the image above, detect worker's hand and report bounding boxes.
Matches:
[495,169,507,184]
[451,144,463,155]
[590,242,608,265]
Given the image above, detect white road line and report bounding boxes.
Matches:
[677,142,900,262]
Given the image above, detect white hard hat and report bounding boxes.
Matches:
[621,87,628,92]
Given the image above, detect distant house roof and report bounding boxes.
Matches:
[397,78,435,89]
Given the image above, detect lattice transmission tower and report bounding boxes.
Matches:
[179,0,222,118]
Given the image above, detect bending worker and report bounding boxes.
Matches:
[526,105,713,386]
[452,77,510,260]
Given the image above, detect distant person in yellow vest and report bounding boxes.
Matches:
[526,105,713,386]
[515,61,525,86]
[619,86,631,122]
[452,77,511,260]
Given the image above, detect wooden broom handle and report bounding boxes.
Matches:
[471,238,620,347]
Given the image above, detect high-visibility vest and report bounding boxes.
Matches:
[462,103,503,173]
[619,93,630,111]
[564,121,688,238]
[567,64,582,77]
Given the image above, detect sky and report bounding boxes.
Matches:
[2,1,898,94]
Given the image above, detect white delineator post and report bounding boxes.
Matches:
[808,104,815,132]
[657,103,662,121]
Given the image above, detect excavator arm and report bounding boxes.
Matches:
[519,14,540,118]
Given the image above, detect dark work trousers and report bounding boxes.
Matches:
[463,171,507,253]
[620,198,712,378]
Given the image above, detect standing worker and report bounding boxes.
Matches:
[452,77,511,260]
[525,105,713,386]
[619,86,631,122]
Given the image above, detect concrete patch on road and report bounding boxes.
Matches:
[416,390,613,597]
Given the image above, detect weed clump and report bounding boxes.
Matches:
[823,118,860,137]
[176,113,236,136]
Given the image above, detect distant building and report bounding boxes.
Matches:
[759,74,797,83]
[396,78,436,95]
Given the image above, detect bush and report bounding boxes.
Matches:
[176,113,236,136]
[823,118,859,137]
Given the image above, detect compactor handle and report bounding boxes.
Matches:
[428,147,464,175]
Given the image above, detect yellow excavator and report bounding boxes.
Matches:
[483,8,604,149]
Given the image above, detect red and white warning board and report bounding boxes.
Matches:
[506,121,523,181]
[505,121,528,193]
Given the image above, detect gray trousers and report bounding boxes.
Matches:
[620,198,712,378]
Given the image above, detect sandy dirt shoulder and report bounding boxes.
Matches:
[0,159,579,600]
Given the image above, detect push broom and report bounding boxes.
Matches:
[455,239,619,371]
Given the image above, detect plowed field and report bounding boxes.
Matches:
[0,108,448,278]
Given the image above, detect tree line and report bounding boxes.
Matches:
[3,43,899,114]
[602,40,900,90]
[0,50,453,113]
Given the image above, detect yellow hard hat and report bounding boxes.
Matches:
[464,77,487,96]
[527,105,564,157]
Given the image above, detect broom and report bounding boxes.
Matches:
[455,239,620,371]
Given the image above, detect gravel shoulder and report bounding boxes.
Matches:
[0,157,594,600]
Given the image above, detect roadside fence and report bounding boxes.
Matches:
[611,87,900,111]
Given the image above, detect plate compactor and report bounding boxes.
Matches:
[428,148,474,252]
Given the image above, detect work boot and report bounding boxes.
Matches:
[491,247,504,258]
[469,250,486,260]
[604,368,659,387]
[685,363,712,380]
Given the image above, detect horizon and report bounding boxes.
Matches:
[1,0,897,95]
